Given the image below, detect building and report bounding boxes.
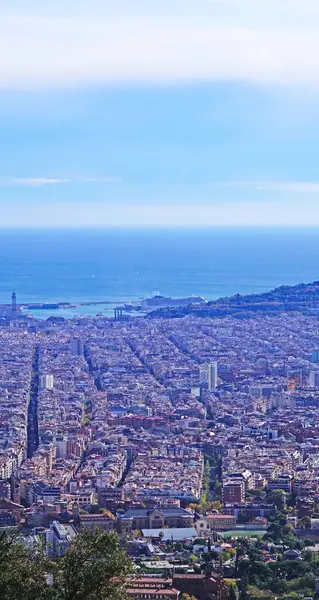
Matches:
[172,573,228,600]
[0,511,16,527]
[98,487,124,510]
[0,499,24,523]
[0,292,22,319]
[226,470,254,492]
[141,296,205,308]
[62,491,95,507]
[78,512,115,531]
[283,549,302,561]
[208,362,218,392]
[127,579,180,599]
[32,483,61,504]
[196,514,236,533]
[200,362,218,392]
[53,434,68,459]
[40,375,54,390]
[45,521,77,557]
[127,589,180,599]
[11,291,17,319]
[267,475,293,493]
[309,371,319,387]
[312,349,319,364]
[222,480,245,504]
[118,508,194,532]
[70,338,84,356]
[141,527,198,542]
[223,502,276,520]
[0,479,11,499]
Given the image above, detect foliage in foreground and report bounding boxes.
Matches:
[0,528,132,600]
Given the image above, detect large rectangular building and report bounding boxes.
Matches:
[222,480,245,504]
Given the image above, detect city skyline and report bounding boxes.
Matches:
[2,3,319,592]
[1,0,319,226]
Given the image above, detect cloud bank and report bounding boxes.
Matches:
[2,0,319,88]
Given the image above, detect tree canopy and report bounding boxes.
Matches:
[0,528,132,600]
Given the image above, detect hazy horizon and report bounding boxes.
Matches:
[1,224,319,230]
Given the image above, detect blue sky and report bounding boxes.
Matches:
[1,0,319,226]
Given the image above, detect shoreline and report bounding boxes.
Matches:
[13,280,319,321]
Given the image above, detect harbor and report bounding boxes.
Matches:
[0,294,207,320]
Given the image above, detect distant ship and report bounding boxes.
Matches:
[123,302,134,311]
[141,295,206,308]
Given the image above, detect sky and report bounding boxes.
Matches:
[1,0,319,227]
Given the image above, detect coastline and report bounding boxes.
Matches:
[0,227,318,318]
[15,279,319,320]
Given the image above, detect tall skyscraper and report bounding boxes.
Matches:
[200,361,218,392]
[11,291,17,319]
[40,375,54,390]
[199,365,208,385]
[207,361,218,392]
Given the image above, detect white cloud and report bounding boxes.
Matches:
[0,176,120,187]
[3,178,319,193]
[1,178,69,187]
[1,1,319,88]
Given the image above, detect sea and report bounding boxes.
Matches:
[0,227,318,319]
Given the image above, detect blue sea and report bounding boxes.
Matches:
[0,227,318,318]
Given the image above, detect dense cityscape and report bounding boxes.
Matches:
[2,0,318,595]
[2,286,319,598]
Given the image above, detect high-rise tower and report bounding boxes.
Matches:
[200,361,218,392]
[40,375,54,390]
[11,291,17,319]
[207,361,218,392]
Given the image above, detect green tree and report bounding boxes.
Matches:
[214,475,222,499]
[238,571,249,600]
[300,572,315,589]
[228,584,237,600]
[266,489,286,512]
[303,549,313,562]
[0,530,50,600]
[267,521,283,542]
[299,516,311,529]
[280,593,301,600]
[50,529,132,600]
[247,548,264,563]
[283,523,296,536]
[245,489,265,499]
[303,538,314,547]
[210,500,223,512]
[0,528,132,600]
[286,492,297,507]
